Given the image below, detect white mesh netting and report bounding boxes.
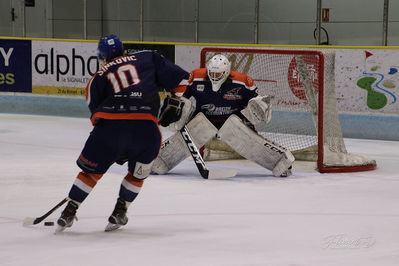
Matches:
[201,47,376,172]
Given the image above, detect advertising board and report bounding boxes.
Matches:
[0,39,31,93]
[32,40,98,96]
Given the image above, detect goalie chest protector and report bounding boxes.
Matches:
[185,69,258,128]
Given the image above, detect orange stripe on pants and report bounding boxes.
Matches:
[77,171,103,188]
[125,172,144,188]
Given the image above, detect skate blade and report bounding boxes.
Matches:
[105,223,122,232]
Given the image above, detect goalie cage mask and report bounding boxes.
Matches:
[206,54,231,92]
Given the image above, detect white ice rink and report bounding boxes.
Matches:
[1,113,399,266]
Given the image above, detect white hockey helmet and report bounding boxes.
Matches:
[206,54,231,92]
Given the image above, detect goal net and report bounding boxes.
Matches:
[200,47,376,173]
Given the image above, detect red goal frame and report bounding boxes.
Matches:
[200,47,376,173]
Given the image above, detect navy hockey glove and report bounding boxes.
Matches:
[159,96,185,127]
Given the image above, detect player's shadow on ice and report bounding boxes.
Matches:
[152,170,298,181]
[50,222,207,240]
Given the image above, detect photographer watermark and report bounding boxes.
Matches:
[322,234,376,249]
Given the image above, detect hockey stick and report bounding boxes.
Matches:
[180,125,237,179]
[22,198,68,226]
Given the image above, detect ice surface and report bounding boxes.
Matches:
[1,113,399,266]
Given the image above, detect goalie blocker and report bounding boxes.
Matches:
[218,115,295,177]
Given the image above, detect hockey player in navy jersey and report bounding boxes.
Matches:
[152,54,294,178]
[56,34,189,233]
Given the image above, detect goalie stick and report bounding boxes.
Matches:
[180,125,237,179]
[22,198,68,226]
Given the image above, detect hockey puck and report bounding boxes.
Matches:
[44,221,54,226]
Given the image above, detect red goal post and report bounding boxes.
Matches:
[200,47,376,173]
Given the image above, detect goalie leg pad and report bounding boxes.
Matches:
[218,115,295,177]
[151,132,188,174]
[152,113,218,174]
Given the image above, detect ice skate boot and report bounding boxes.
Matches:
[55,200,78,233]
[105,198,128,232]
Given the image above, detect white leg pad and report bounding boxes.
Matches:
[152,113,218,174]
[218,115,295,177]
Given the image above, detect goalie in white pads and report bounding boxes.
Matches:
[152,54,294,177]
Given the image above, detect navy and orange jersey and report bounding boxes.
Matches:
[184,68,258,128]
[86,50,189,125]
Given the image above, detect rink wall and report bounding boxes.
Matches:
[0,37,398,141]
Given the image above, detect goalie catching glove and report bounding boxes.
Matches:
[166,96,195,132]
[159,96,194,130]
[158,96,186,127]
[241,95,273,125]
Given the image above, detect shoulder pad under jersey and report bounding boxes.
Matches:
[188,68,207,84]
[230,71,257,90]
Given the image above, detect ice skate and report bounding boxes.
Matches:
[55,200,78,233]
[105,198,128,232]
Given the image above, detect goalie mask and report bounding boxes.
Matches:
[206,54,231,92]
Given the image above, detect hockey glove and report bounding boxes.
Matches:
[167,96,195,132]
[241,95,273,125]
[159,96,185,127]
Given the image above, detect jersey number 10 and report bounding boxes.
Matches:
[106,64,141,93]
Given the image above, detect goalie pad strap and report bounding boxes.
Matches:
[217,115,294,176]
[151,112,218,174]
